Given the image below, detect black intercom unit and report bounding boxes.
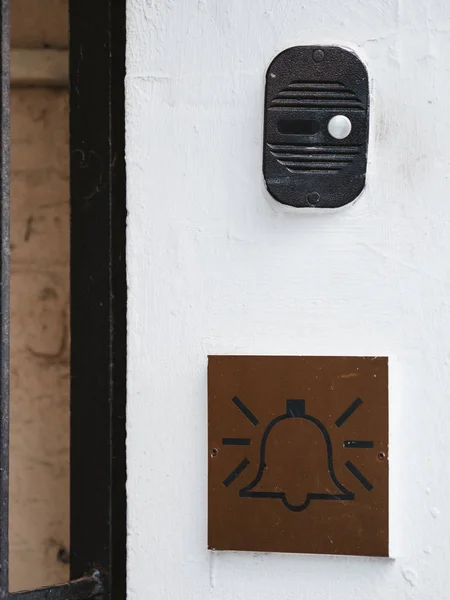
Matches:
[263,46,369,208]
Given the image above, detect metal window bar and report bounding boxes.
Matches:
[0,1,126,598]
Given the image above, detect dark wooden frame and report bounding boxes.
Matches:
[0,1,127,598]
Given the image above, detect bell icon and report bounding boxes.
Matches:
[239,400,354,512]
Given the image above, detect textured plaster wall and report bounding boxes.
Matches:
[127,1,450,599]
[9,0,69,591]
[11,0,68,50]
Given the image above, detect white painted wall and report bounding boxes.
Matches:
[126,1,450,598]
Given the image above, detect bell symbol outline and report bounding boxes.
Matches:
[239,399,354,512]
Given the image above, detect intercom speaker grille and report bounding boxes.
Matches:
[270,81,364,110]
[268,144,361,175]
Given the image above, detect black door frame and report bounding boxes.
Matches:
[0,1,127,599]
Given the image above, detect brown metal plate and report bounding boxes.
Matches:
[208,356,388,557]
